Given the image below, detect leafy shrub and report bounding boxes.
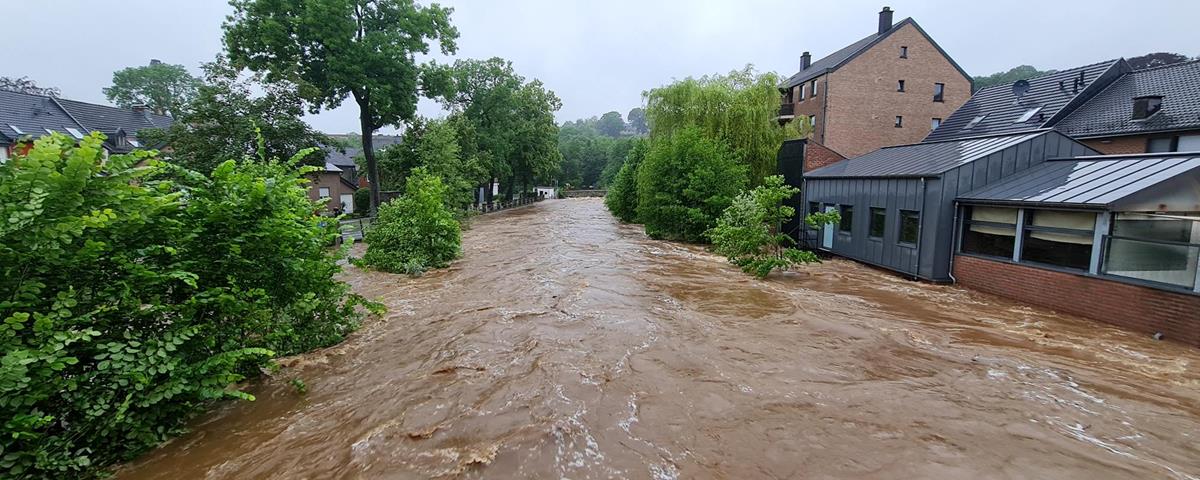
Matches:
[361,168,461,273]
[707,175,839,278]
[353,187,371,216]
[0,133,366,478]
[635,126,746,242]
[604,138,646,223]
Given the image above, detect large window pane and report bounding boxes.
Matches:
[1020,210,1095,270]
[899,210,920,245]
[839,205,853,233]
[961,206,1017,258]
[1113,213,1195,243]
[869,208,886,239]
[1104,237,1198,289]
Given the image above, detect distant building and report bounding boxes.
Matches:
[313,134,404,214]
[779,6,971,165]
[795,57,1200,347]
[0,89,172,160]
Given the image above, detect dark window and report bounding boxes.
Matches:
[963,114,986,130]
[808,202,821,230]
[838,205,853,233]
[931,118,942,129]
[869,208,886,239]
[961,206,1017,258]
[899,210,920,245]
[810,79,818,98]
[1104,213,1199,289]
[1132,96,1163,120]
[933,83,945,102]
[1020,210,1095,271]
[897,79,905,92]
[798,84,806,102]
[900,46,908,58]
[894,116,903,128]
[809,115,817,128]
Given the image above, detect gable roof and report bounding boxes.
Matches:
[958,153,1200,209]
[0,90,89,142]
[1055,60,1200,139]
[323,134,404,168]
[55,98,173,137]
[782,18,970,89]
[924,59,1126,143]
[805,131,1050,178]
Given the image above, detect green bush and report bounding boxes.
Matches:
[707,175,839,278]
[635,126,746,242]
[361,168,461,273]
[353,187,371,215]
[0,133,366,478]
[604,138,646,223]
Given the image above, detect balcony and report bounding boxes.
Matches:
[778,102,795,119]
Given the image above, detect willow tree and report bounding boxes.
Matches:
[223,0,459,214]
[643,65,803,185]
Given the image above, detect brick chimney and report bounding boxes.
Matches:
[801,51,811,70]
[150,59,162,66]
[878,6,894,35]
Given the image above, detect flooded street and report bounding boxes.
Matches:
[119,198,1200,479]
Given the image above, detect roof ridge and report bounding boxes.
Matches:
[972,58,1120,95]
[1130,58,1200,73]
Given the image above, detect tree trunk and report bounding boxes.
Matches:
[354,91,381,216]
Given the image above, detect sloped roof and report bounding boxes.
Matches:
[957,153,1200,208]
[55,97,173,136]
[924,59,1125,142]
[782,18,970,89]
[1056,60,1200,139]
[323,134,403,168]
[0,90,88,141]
[805,131,1049,178]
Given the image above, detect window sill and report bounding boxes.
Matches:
[897,242,917,249]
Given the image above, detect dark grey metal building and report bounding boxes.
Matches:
[800,130,1097,281]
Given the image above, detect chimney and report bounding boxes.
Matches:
[132,104,147,114]
[801,51,811,70]
[878,6,894,35]
[149,59,162,66]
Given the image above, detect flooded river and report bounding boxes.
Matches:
[119,198,1200,479]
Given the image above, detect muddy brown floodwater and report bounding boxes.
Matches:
[117,198,1200,479]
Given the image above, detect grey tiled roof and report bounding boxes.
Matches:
[55,98,174,138]
[0,90,88,141]
[805,131,1049,178]
[323,134,403,168]
[1056,60,1200,139]
[958,153,1200,208]
[782,18,970,89]
[924,59,1124,143]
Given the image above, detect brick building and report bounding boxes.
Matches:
[779,6,971,162]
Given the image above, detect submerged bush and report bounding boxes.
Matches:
[604,138,646,223]
[707,175,839,278]
[0,133,365,478]
[635,126,746,242]
[362,168,461,273]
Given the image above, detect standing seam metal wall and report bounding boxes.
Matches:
[802,131,1098,281]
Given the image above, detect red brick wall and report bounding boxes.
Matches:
[1081,135,1149,155]
[953,254,1200,347]
[804,141,846,172]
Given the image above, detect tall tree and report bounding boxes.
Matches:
[597,111,624,137]
[372,116,486,208]
[103,60,201,116]
[0,76,60,97]
[1127,52,1192,70]
[223,0,459,214]
[627,107,648,134]
[643,65,801,185]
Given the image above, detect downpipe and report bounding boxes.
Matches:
[948,199,960,284]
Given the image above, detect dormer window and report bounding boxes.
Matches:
[1015,106,1043,123]
[1132,96,1163,120]
[963,114,987,130]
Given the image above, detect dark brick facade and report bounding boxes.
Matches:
[803,141,845,172]
[953,254,1200,347]
[1080,135,1152,155]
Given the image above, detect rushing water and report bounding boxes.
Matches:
[117,198,1200,479]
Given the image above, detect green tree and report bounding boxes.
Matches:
[224,0,460,215]
[140,59,332,173]
[103,60,200,116]
[373,116,486,208]
[1127,52,1193,70]
[627,107,647,134]
[636,126,746,242]
[438,57,561,199]
[707,175,838,278]
[597,111,624,137]
[361,168,461,274]
[604,138,646,223]
[0,76,59,97]
[643,65,800,186]
[972,65,1055,92]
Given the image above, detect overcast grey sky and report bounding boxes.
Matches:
[6,0,1198,134]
